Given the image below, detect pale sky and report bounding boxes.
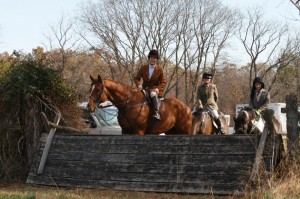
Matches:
[0,0,82,53]
[0,0,299,57]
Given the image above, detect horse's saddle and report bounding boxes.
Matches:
[192,107,216,118]
[192,107,203,116]
[192,108,219,128]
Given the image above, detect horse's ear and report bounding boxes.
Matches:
[97,75,103,83]
[90,75,95,82]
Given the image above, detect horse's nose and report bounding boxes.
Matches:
[88,105,95,112]
[87,99,95,112]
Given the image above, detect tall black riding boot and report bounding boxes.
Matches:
[151,96,161,120]
[215,117,225,134]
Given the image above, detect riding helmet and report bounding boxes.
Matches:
[202,72,213,79]
[148,49,160,59]
[253,77,265,88]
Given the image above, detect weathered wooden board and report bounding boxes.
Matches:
[26,133,283,195]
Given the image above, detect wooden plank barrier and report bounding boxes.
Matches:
[26,133,283,195]
[250,109,276,182]
[285,94,300,160]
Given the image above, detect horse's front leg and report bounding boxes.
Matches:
[135,129,146,135]
[121,128,145,135]
[192,120,202,135]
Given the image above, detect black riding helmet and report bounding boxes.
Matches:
[253,77,265,88]
[148,49,160,59]
[202,72,213,79]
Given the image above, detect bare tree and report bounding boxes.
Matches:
[185,0,239,105]
[77,0,238,106]
[237,7,299,92]
[43,13,82,74]
[78,0,183,85]
[290,0,300,13]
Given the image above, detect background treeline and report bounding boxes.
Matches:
[2,0,300,111]
[0,0,299,184]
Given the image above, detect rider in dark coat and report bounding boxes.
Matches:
[249,77,270,113]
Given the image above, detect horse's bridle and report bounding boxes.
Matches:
[89,82,106,107]
[238,109,258,134]
[89,82,143,110]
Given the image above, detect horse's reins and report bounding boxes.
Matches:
[89,82,128,108]
[93,108,118,127]
[116,87,149,112]
[249,112,263,133]
[89,82,147,111]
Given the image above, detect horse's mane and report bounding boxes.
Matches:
[103,79,138,93]
[237,111,247,123]
[237,107,256,122]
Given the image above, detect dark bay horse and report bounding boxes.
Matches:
[88,75,192,135]
[234,107,281,134]
[192,109,229,135]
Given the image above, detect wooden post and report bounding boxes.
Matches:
[286,94,299,161]
[37,113,61,174]
[250,109,274,182]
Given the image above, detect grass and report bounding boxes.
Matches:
[2,160,300,199]
[1,165,300,199]
[243,155,300,199]
[0,184,231,199]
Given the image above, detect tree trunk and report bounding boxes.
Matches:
[25,97,42,167]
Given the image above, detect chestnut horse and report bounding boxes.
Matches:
[234,107,281,134]
[192,109,229,135]
[88,75,192,135]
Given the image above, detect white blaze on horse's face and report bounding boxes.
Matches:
[88,84,97,112]
[88,81,108,112]
[89,85,95,96]
[244,110,249,120]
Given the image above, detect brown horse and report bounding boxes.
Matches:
[234,107,281,134]
[192,109,229,135]
[88,75,192,135]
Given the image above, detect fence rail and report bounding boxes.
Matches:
[27,132,283,195]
